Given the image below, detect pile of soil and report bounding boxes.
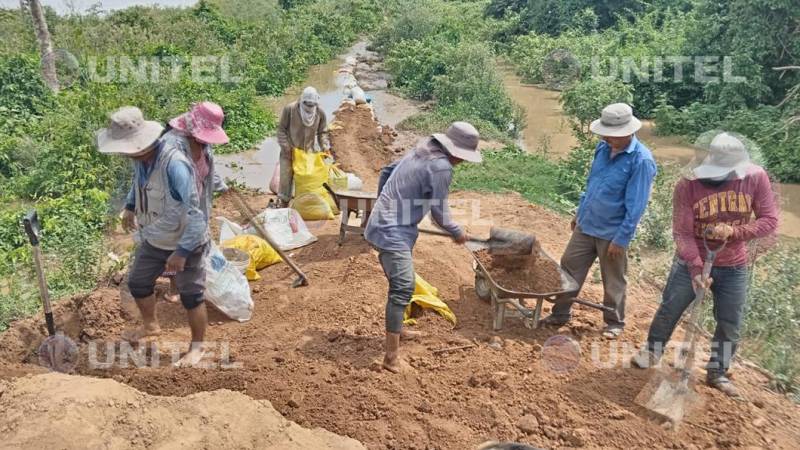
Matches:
[475,249,563,294]
[2,97,799,449]
[0,373,364,450]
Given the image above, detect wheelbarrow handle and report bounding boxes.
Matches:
[570,298,615,313]
[23,210,41,246]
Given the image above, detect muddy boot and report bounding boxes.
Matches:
[708,375,743,400]
[400,328,423,341]
[382,332,402,373]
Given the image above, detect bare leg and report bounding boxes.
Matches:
[382,332,402,373]
[174,303,208,367]
[121,295,161,343]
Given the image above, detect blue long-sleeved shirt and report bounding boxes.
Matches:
[576,136,657,247]
[124,143,207,256]
[365,138,463,252]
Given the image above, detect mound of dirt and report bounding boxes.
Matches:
[329,102,397,190]
[474,249,562,294]
[0,373,364,450]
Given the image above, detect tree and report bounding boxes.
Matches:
[21,0,59,92]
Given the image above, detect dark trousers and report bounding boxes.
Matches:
[378,250,415,333]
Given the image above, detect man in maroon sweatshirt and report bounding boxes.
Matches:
[632,132,778,397]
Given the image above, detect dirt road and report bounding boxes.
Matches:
[1,103,798,449]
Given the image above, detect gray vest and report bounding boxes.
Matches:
[134,146,191,251]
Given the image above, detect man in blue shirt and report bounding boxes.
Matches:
[543,103,657,339]
[366,122,482,373]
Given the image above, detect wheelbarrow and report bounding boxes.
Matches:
[323,183,377,245]
[471,243,613,331]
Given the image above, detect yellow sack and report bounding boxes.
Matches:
[403,274,457,326]
[328,164,349,191]
[221,235,282,281]
[292,148,339,217]
[290,192,334,221]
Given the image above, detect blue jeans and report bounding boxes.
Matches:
[378,250,415,333]
[646,259,748,380]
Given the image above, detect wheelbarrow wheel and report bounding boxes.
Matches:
[475,273,491,302]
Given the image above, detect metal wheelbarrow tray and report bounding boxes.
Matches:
[470,244,611,331]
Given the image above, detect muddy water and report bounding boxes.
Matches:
[502,68,800,238]
[216,42,418,191]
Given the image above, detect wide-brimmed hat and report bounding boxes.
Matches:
[589,103,642,137]
[169,101,229,145]
[432,122,482,163]
[96,106,164,155]
[692,132,754,179]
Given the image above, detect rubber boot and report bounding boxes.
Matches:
[382,332,402,373]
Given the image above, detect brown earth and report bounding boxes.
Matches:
[475,249,563,294]
[1,102,799,450]
[0,372,365,450]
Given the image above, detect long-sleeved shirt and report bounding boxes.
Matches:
[276,101,330,153]
[673,167,778,279]
[124,143,207,257]
[365,137,463,252]
[576,136,657,247]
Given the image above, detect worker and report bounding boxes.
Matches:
[276,86,331,206]
[541,103,657,339]
[158,101,230,303]
[365,122,483,373]
[97,106,209,368]
[632,132,778,398]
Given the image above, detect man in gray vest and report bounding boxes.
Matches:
[97,106,209,368]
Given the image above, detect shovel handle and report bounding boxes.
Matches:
[23,210,41,246]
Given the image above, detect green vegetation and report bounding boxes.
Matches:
[373,0,524,140]
[0,0,383,330]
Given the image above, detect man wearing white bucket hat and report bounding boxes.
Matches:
[97,106,210,368]
[632,132,778,397]
[542,103,657,339]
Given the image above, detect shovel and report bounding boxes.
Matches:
[419,226,536,256]
[23,211,78,373]
[635,232,727,425]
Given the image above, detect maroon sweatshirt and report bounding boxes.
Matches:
[673,166,778,279]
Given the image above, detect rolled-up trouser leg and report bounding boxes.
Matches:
[128,241,171,300]
[174,244,208,310]
[278,146,293,203]
[378,250,415,334]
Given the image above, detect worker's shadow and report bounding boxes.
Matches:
[296,328,384,370]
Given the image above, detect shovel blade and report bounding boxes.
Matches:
[38,334,78,373]
[635,367,702,426]
[488,227,536,256]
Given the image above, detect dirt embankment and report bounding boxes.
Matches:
[0,373,365,450]
[1,100,799,450]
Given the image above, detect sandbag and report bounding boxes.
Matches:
[351,86,367,105]
[292,148,338,217]
[221,235,282,281]
[328,164,349,191]
[204,246,253,322]
[252,208,318,250]
[290,192,334,221]
[403,274,457,326]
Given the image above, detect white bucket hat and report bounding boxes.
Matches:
[96,106,164,155]
[589,103,642,137]
[432,122,483,163]
[692,132,753,179]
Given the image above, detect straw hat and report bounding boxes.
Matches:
[589,103,642,137]
[96,106,164,155]
[432,122,483,163]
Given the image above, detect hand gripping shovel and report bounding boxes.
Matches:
[23,211,78,372]
[419,227,536,256]
[635,232,728,426]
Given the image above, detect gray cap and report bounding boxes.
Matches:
[432,122,482,163]
[589,103,642,137]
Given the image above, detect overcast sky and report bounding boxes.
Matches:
[1,0,196,15]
